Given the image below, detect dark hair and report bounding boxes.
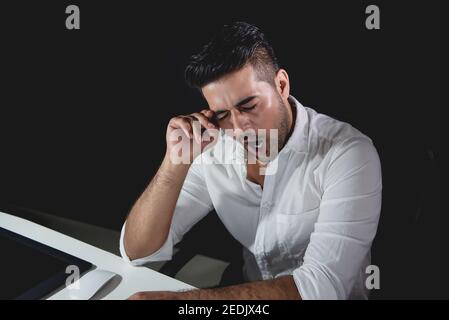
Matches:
[185,21,280,89]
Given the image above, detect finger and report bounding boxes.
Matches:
[187,116,202,145]
[200,109,215,119]
[191,112,216,129]
[200,109,218,127]
[173,119,192,140]
[182,115,203,144]
[169,117,192,139]
[191,113,216,145]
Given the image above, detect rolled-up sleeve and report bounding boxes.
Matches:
[293,137,382,299]
[119,159,213,266]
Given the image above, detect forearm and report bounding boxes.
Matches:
[130,276,301,300]
[193,276,300,300]
[124,154,190,260]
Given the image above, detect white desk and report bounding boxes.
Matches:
[0,211,194,299]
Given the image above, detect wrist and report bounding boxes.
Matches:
[175,289,201,300]
[162,152,191,175]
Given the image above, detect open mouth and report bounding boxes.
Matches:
[255,140,264,149]
[243,136,265,154]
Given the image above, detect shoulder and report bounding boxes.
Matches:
[304,106,381,180]
[306,107,371,148]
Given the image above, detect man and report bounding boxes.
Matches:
[121,22,382,300]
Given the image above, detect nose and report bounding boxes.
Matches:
[229,109,249,138]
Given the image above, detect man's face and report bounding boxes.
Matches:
[202,64,290,162]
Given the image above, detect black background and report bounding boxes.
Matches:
[0,1,447,298]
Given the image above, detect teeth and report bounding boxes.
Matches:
[241,136,264,150]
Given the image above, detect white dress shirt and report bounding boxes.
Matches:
[120,95,382,300]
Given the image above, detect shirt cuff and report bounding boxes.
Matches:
[292,265,340,300]
[119,221,174,266]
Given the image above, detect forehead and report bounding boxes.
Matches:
[202,64,265,111]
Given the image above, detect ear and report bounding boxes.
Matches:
[275,69,290,100]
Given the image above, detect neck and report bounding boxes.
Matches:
[282,98,296,149]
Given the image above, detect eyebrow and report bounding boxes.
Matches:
[214,96,257,114]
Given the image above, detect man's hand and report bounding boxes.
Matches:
[127,276,301,300]
[128,291,192,300]
[166,109,219,165]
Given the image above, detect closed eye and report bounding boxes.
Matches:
[215,104,257,121]
[215,111,229,121]
[240,104,257,111]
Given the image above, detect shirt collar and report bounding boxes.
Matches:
[281,95,309,154]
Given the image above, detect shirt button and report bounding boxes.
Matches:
[262,201,272,209]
